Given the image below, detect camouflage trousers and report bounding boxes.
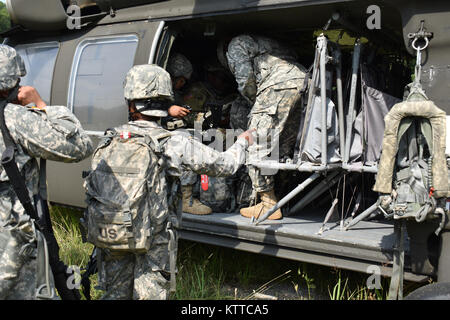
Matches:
[182,160,235,213]
[180,129,201,188]
[180,170,198,186]
[0,222,58,300]
[247,88,302,193]
[230,95,251,131]
[97,232,173,300]
[180,128,235,212]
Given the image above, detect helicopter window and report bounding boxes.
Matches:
[68,35,138,132]
[15,42,60,105]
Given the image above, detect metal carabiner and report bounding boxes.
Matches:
[411,36,429,52]
[411,32,429,85]
[409,20,433,83]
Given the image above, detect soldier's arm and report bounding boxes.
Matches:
[227,35,258,104]
[5,103,93,162]
[164,130,252,177]
[168,105,190,118]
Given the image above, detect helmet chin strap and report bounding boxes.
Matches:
[128,110,139,121]
[127,101,140,121]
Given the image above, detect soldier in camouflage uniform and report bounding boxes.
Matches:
[219,34,306,220]
[167,53,193,94]
[166,53,213,215]
[90,64,253,300]
[182,61,237,128]
[0,45,93,299]
[166,52,193,123]
[182,61,241,213]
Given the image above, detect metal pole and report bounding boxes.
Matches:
[248,160,341,172]
[342,163,378,173]
[334,47,346,161]
[254,172,321,225]
[343,202,378,231]
[343,39,361,164]
[318,35,328,167]
[288,170,343,215]
[317,198,339,235]
[298,41,321,155]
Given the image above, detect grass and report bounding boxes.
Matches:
[51,205,102,300]
[49,205,429,300]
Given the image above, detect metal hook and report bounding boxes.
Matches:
[411,36,429,52]
[408,20,432,96]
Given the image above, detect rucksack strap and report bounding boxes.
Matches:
[34,230,55,300]
[80,247,97,300]
[113,126,171,155]
[166,224,177,293]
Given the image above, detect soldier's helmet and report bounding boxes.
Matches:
[167,53,193,80]
[123,64,174,117]
[0,45,26,91]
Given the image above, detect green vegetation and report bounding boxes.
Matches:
[50,205,427,300]
[0,2,11,34]
[51,206,102,300]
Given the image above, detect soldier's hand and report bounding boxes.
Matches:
[238,128,256,146]
[168,105,190,118]
[17,86,47,109]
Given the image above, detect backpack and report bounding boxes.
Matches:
[374,98,449,224]
[198,176,235,212]
[83,126,171,253]
[390,117,436,222]
[381,115,447,301]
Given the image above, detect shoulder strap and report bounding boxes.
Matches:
[420,119,433,152]
[130,127,171,154]
[397,117,413,145]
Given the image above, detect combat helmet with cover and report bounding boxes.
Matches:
[123,64,174,117]
[0,45,26,91]
[167,53,193,80]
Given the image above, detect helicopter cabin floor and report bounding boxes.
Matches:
[179,210,430,283]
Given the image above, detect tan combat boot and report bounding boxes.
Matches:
[240,189,282,220]
[181,185,212,215]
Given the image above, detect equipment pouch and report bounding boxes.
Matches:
[86,203,151,254]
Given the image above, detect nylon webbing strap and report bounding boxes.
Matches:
[167,226,177,293]
[35,230,55,300]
